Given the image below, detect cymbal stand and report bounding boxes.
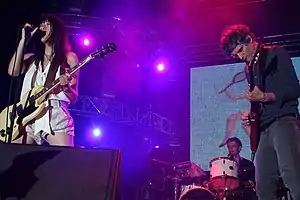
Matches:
[173,177,180,200]
[248,180,256,193]
[219,175,228,200]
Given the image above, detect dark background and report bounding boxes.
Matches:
[0,0,299,199]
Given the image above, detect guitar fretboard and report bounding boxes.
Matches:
[32,43,116,101]
[33,54,94,100]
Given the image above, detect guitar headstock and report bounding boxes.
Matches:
[91,43,117,58]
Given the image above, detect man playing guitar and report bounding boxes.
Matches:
[220,24,300,200]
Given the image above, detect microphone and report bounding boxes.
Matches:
[24,26,32,39]
[23,25,41,38]
[21,25,42,46]
[24,26,34,33]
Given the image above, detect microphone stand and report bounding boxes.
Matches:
[5,29,28,144]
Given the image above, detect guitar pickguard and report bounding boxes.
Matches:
[15,103,38,125]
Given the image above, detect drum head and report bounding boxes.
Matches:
[209,156,234,165]
[180,187,214,200]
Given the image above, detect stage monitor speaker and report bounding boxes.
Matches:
[0,143,121,200]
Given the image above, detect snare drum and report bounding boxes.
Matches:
[180,184,215,200]
[209,157,239,190]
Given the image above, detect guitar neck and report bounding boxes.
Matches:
[31,42,117,101]
[33,54,95,100]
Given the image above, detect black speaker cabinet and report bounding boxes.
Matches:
[0,143,121,200]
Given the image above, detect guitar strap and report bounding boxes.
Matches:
[244,45,268,87]
[30,57,69,89]
[22,55,35,89]
[31,65,37,89]
[255,46,268,134]
[258,46,268,92]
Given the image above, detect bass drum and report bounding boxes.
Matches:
[180,185,215,200]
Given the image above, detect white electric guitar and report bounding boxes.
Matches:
[0,43,116,142]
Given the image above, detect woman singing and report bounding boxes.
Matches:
[8,14,79,147]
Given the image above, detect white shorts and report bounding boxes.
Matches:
[25,100,74,144]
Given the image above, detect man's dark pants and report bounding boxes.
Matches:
[256,116,300,200]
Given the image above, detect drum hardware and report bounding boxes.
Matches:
[179,184,215,200]
[173,176,181,200]
[246,180,256,193]
[218,188,229,200]
[217,174,230,200]
[152,158,172,166]
[173,161,192,170]
[146,157,258,200]
[171,161,207,200]
[173,161,206,179]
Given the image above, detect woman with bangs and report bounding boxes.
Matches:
[7,14,79,147]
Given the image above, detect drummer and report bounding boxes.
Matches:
[226,137,255,186]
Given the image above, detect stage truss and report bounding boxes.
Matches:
[180,32,300,67]
[69,95,176,137]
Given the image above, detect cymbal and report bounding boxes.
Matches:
[151,159,172,167]
[173,161,206,178]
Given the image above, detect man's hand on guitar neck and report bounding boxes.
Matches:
[241,111,251,134]
[245,86,276,102]
[245,86,265,102]
[241,111,251,126]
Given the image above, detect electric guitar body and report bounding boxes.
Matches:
[0,43,116,142]
[0,86,47,141]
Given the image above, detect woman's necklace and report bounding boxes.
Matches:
[42,53,54,71]
[44,53,54,61]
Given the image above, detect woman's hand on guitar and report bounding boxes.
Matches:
[59,70,72,92]
[245,86,265,102]
[59,70,72,86]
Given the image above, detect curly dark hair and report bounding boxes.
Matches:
[226,137,242,148]
[220,24,255,56]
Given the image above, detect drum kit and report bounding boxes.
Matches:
[151,156,257,200]
[145,145,292,200]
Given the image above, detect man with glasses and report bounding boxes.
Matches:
[220,24,300,200]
